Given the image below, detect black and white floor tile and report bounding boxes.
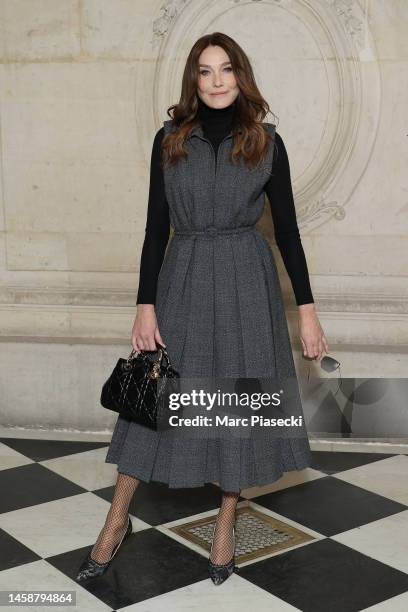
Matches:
[1,437,408,611]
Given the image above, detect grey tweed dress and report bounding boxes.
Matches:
[105,119,313,492]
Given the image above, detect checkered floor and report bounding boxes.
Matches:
[1,438,408,611]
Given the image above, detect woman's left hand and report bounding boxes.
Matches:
[297,304,329,361]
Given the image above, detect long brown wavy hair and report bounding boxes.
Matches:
[161,32,278,171]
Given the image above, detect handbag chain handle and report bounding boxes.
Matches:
[126,343,172,378]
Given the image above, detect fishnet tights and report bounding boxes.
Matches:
[90,473,140,564]
[209,490,240,565]
[89,474,239,566]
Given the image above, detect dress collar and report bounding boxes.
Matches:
[197,96,236,122]
[188,97,241,139]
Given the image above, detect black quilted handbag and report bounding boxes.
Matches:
[100,343,180,431]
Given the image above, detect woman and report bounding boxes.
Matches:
[76,32,329,586]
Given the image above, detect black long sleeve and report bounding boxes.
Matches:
[264,132,314,306]
[136,125,314,306]
[136,127,170,305]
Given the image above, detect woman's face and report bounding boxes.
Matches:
[197,45,239,109]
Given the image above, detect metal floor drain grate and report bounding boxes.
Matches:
[170,505,315,563]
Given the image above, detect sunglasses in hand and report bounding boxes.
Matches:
[305,354,342,396]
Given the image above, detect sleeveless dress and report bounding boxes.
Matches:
[104,118,313,492]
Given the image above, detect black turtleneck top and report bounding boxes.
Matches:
[136,98,314,306]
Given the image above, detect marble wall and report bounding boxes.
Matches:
[0,0,406,431]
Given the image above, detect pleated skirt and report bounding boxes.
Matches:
[105,228,312,491]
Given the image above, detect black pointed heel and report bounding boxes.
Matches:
[75,515,132,582]
[208,523,236,586]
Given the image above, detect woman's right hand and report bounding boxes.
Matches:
[131,304,166,353]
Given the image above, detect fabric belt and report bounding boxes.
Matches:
[173,224,256,238]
